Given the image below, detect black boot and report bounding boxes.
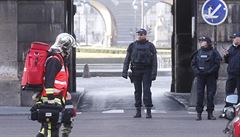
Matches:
[134,108,141,118]
[196,113,202,121]
[62,133,69,137]
[36,133,44,137]
[208,111,216,120]
[146,108,152,119]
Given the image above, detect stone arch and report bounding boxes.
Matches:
[88,0,115,47]
[144,1,173,48]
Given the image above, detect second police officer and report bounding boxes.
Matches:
[219,32,240,118]
[122,28,158,118]
[191,36,221,121]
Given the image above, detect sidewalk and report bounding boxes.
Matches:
[165,92,225,112]
[0,106,30,115]
[0,76,225,115]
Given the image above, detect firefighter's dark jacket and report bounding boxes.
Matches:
[191,47,221,77]
[122,40,158,78]
[44,56,62,88]
[224,45,240,75]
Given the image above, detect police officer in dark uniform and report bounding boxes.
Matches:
[223,32,240,107]
[122,28,157,118]
[191,36,221,121]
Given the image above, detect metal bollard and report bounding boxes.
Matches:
[82,64,91,78]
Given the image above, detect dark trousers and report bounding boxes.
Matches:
[196,75,217,113]
[225,74,240,107]
[132,69,153,108]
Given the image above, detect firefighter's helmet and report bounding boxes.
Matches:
[50,33,76,55]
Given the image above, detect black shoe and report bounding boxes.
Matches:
[208,112,216,120]
[146,108,152,119]
[196,113,202,121]
[134,108,141,118]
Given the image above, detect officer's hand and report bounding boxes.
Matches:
[151,75,156,81]
[223,50,229,56]
[122,73,128,79]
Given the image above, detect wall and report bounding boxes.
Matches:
[0,0,65,106]
[0,1,19,106]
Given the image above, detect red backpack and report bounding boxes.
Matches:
[21,42,50,91]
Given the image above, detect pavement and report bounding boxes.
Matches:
[165,92,225,112]
[0,76,225,115]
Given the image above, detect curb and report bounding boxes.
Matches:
[164,92,190,110]
[0,89,86,116]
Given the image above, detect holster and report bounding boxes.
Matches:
[128,72,134,83]
[62,108,74,124]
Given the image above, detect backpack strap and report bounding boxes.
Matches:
[52,53,64,66]
[46,53,64,66]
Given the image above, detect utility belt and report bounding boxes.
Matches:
[131,64,152,70]
[30,103,75,124]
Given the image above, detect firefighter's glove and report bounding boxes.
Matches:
[47,98,62,105]
[122,72,128,79]
[30,102,41,112]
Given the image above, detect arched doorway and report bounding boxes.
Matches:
[144,2,173,49]
[74,0,115,47]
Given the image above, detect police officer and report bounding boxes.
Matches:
[122,28,157,118]
[223,32,240,107]
[34,33,76,137]
[191,36,221,121]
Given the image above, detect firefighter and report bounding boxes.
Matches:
[122,28,158,118]
[32,33,76,137]
[191,36,221,121]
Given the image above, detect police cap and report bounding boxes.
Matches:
[198,36,212,44]
[230,32,240,38]
[136,28,147,35]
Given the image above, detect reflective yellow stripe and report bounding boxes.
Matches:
[62,97,65,104]
[36,101,42,104]
[41,97,48,103]
[45,88,54,91]
[47,123,51,137]
[45,88,54,94]
[46,91,54,94]
[54,98,62,105]
[40,128,44,134]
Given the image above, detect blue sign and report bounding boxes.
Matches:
[201,0,228,25]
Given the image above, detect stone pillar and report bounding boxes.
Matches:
[0,1,20,106]
[17,0,65,106]
[173,0,195,93]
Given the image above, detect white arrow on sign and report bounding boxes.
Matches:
[204,4,222,19]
